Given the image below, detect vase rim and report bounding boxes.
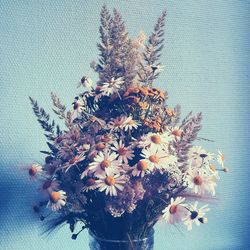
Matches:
[88,228,154,243]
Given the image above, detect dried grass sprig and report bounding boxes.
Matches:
[174,112,203,168]
[29,97,60,141]
[144,10,167,66]
[51,92,73,128]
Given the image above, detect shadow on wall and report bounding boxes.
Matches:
[0,163,42,240]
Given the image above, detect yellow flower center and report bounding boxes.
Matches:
[149,154,160,163]
[114,118,124,126]
[193,176,203,185]
[100,160,111,170]
[50,191,61,203]
[69,156,78,164]
[221,154,225,161]
[150,135,161,144]
[86,178,96,186]
[96,142,106,151]
[169,205,178,214]
[137,160,148,171]
[127,119,135,125]
[29,166,38,176]
[105,176,116,186]
[172,129,182,137]
[118,147,127,156]
[95,86,102,94]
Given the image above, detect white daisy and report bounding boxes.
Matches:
[81,178,98,192]
[188,146,207,159]
[183,202,209,231]
[132,159,154,177]
[138,132,172,151]
[62,153,85,172]
[188,146,214,168]
[72,97,85,113]
[162,197,188,224]
[88,151,120,175]
[95,169,126,196]
[57,144,75,160]
[207,164,220,180]
[168,126,183,139]
[108,116,127,131]
[217,150,225,168]
[28,164,43,180]
[78,76,93,88]
[140,147,166,169]
[123,116,141,131]
[111,140,134,164]
[186,169,216,196]
[47,190,67,211]
[100,77,124,97]
[93,86,104,102]
[88,142,109,160]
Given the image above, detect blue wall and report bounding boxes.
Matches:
[1,1,250,249]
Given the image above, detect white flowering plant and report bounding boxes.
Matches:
[27,6,228,242]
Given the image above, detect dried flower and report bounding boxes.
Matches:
[186,169,216,196]
[87,151,120,175]
[100,77,124,96]
[95,169,126,196]
[47,190,67,211]
[111,140,135,164]
[183,202,209,231]
[78,76,93,88]
[162,197,188,224]
[26,6,226,241]
[28,164,43,180]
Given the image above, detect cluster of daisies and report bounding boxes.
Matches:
[27,7,227,238]
[162,147,228,230]
[28,74,228,231]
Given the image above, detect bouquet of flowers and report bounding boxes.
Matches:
[27,6,228,249]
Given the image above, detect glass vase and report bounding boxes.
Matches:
[88,229,154,250]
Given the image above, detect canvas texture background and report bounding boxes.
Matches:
[0,0,250,249]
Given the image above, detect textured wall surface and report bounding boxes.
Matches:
[1,0,250,249]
